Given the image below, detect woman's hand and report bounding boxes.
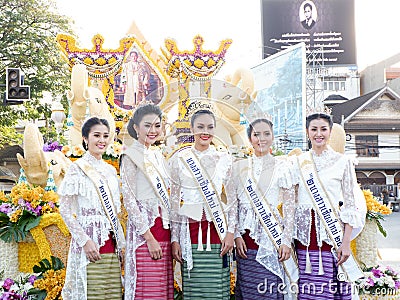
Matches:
[235,237,248,259]
[83,239,101,262]
[337,224,353,266]
[143,230,162,260]
[172,241,182,264]
[278,244,291,262]
[221,232,234,257]
[336,240,351,266]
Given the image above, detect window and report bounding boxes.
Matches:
[355,135,379,157]
[323,77,346,91]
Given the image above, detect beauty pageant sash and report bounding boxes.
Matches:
[241,160,298,283]
[297,152,364,282]
[122,147,171,216]
[180,149,228,242]
[75,159,125,254]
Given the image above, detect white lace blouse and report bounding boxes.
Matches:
[59,152,123,300]
[234,154,296,281]
[169,146,236,271]
[120,140,170,299]
[292,148,364,247]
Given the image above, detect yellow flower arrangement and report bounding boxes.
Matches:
[19,213,71,273]
[363,189,392,215]
[34,268,66,300]
[28,256,66,300]
[362,189,392,237]
[10,209,23,222]
[0,183,61,243]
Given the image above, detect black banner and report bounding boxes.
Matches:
[261,0,356,66]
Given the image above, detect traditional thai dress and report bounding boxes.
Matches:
[234,154,297,300]
[292,148,364,300]
[59,152,125,300]
[121,140,173,299]
[121,59,145,106]
[170,146,236,299]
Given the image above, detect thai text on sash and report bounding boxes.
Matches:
[305,173,342,247]
[154,172,170,212]
[99,179,120,239]
[246,178,282,246]
[185,156,225,236]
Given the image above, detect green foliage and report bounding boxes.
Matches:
[0,127,23,149]
[0,0,76,146]
[28,256,65,299]
[32,256,65,275]
[0,211,41,242]
[366,211,387,237]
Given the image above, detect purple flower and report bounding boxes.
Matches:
[43,141,63,152]
[0,203,12,214]
[395,280,400,289]
[17,199,25,206]
[366,277,375,287]
[372,268,384,278]
[2,278,14,291]
[28,275,36,285]
[0,291,22,299]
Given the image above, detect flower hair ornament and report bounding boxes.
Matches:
[184,98,216,119]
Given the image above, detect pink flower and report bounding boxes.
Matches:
[366,277,375,287]
[2,278,14,291]
[372,268,384,278]
[395,281,400,290]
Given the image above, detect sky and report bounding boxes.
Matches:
[55,0,400,75]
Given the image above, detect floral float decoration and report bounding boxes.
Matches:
[56,32,170,118]
[0,256,66,300]
[363,189,392,236]
[352,190,399,299]
[356,265,400,299]
[0,182,71,273]
[0,184,59,243]
[161,35,232,143]
[61,141,122,173]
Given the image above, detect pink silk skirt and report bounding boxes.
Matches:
[135,217,174,299]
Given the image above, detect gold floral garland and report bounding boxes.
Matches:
[56,33,171,122]
[19,213,70,272]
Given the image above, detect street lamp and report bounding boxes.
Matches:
[51,98,66,137]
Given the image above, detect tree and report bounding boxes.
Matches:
[0,0,76,146]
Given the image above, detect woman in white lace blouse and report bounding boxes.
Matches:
[234,118,298,300]
[120,104,173,299]
[170,108,236,299]
[59,117,125,300]
[292,113,363,299]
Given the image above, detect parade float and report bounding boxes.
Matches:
[0,22,399,299]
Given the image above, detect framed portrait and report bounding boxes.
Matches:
[113,44,167,110]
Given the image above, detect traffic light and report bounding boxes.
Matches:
[5,68,30,104]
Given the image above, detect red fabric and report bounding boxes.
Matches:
[189,218,221,245]
[135,241,174,299]
[296,210,332,251]
[99,234,116,254]
[242,229,259,250]
[150,216,171,242]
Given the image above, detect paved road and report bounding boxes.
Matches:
[377,210,400,269]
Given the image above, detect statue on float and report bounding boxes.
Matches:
[213,67,255,146]
[67,64,116,147]
[16,123,71,189]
